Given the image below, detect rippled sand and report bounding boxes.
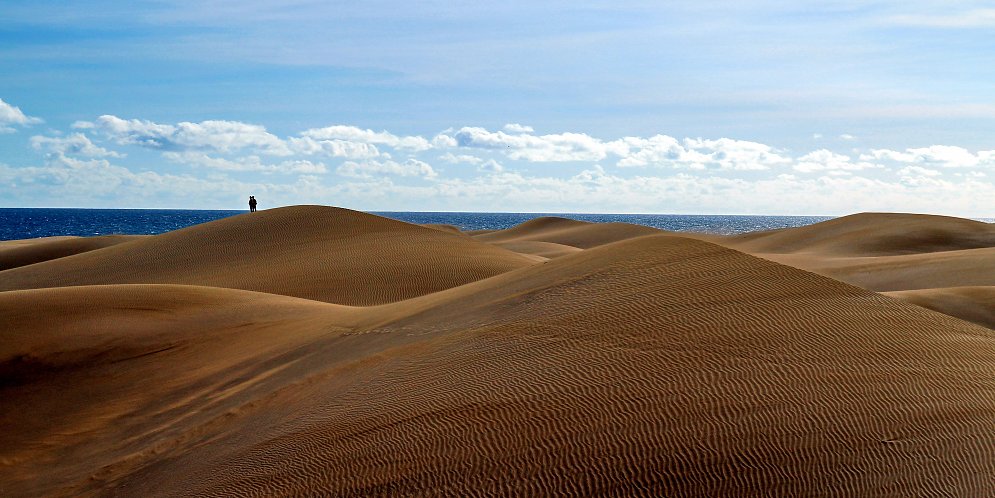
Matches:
[2,206,994,496]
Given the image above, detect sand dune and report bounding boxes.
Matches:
[0,206,538,305]
[0,284,359,496]
[769,247,995,292]
[492,240,582,259]
[473,216,661,249]
[4,209,995,495]
[884,286,995,330]
[726,212,995,256]
[709,213,995,326]
[0,235,142,271]
[420,223,464,234]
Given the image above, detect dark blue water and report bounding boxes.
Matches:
[375,212,836,235]
[0,207,841,241]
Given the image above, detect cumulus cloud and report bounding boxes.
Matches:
[77,115,292,155]
[862,145,989,168]
[0,98,43,133]
[337,158,438,179]
[448,126,608,161]
[503,123,534,133]
[288,136,382,159]
[794,149,879,173]
[438,152,484,164]
[478,159,504,173]
[163,151,327,174]
[431,133,458,148]
[30,133,123,158]
[839,133,856,141]
[616,135,790,171]
[301,125,432,151]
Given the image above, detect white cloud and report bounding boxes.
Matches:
[337,158,438,179]
[898,165,942,177]
[431,133,458,148]
[438,152,484,164]
[163,151,327,174]
[839,133,856,141]
[478,159,504,173]
[0,98,43,133]
[30,133,123,158]
[862,145,986,168]
[503,123,534,133]
[300,125,432,151]
[77,115,292,155]
[794,149,879,173]
[287,136,382,159]
[449,126,608,162]
[616,135,790,171]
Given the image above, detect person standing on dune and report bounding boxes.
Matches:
[249,196,257,212]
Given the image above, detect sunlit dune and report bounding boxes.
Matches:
[0,235,144,272]
[472,216,662,249]
[0,206,538,305]
[3,208,995,496]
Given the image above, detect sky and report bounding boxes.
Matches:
[2,1,995,215]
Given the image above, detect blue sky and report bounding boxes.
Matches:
[2,1,995,215]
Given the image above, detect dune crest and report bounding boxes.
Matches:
[473,216,661,249]
[0,206,538,305]
[708,212,995,327]
[0,235,142,271]
[727,212,995,256]
[4,208,995,495]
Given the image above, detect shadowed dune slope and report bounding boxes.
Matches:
[706,212,995,328]
[53,235,995,496]
[0,284,362,497]
[473,216,661,249]
[769,247,995,292]
[726,212,995,256]
[0,206,538,305]
[420,223,464,234]
[0,235,143,271]
[884,286,995,330]
[492,240,582,259]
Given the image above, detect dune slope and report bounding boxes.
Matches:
[884,286,995,330]
[0,284,361,497]
[713,213,995,328]
[473,216,661,249]
[727,212,995,256]
[0,235,142,271]
[46,235,995,496]
[0,206,538,305]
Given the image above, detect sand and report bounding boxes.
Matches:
[2,206,995,496]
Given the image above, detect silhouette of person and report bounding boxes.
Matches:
[249,195,257,212]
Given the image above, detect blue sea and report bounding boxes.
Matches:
[0,207,843,241]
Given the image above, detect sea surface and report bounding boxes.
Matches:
[0,207,988,242]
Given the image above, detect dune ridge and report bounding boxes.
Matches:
[3,208,995,496]
[0,235,143,271]
[710,212,995,326]
[726,212,995,256]
[0,206,538,305]
[473,216,662,249]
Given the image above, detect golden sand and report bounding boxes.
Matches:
[2,206,994,496]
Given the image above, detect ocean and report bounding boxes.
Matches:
[0,208,843,241]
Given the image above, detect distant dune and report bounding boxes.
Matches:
[3,207,995,496]
[725,212,995,256]
[0,206,538,305]
[473,216,662,249]
[0,235,143,272]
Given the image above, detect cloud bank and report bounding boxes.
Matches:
[2,103,994,216]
